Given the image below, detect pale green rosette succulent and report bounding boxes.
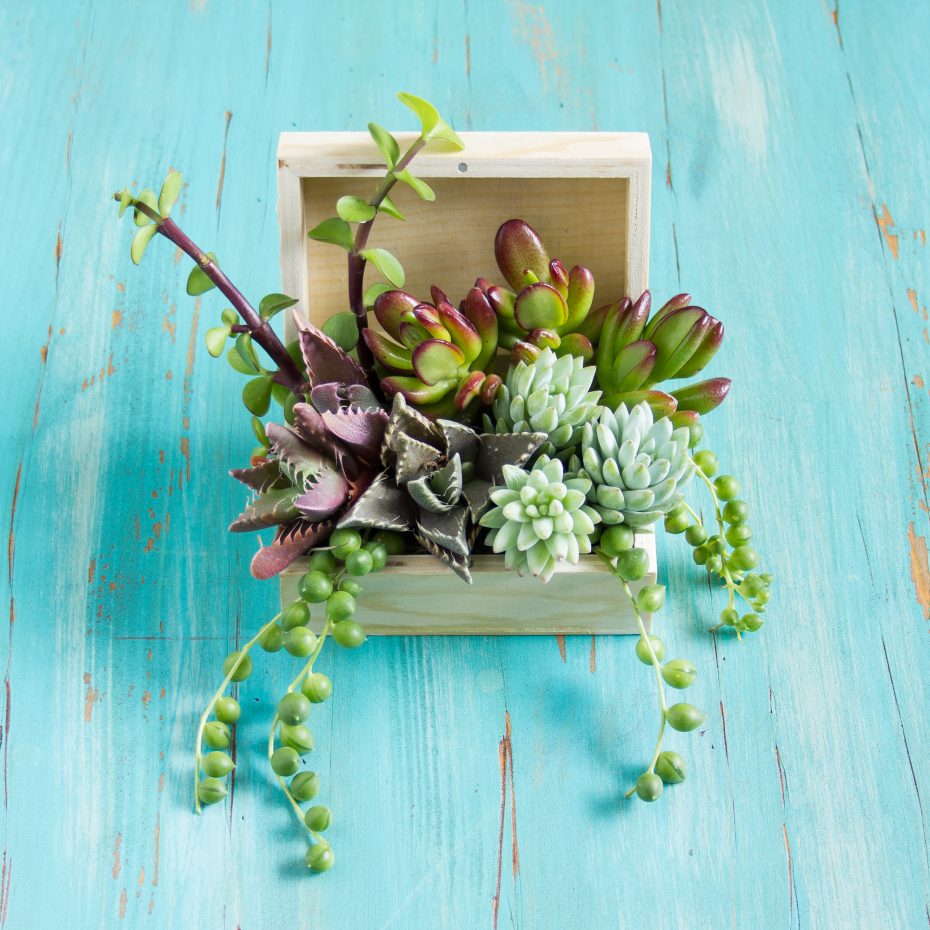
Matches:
[480,455,601,582]
[485,347,601,456]
[573,401,694,528]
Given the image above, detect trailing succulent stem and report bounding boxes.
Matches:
[113,189,304,392]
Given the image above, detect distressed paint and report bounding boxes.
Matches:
[0,1,928,928]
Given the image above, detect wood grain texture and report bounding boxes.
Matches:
[0,1,928,928]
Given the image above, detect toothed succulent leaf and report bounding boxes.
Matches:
[339,394,546,581]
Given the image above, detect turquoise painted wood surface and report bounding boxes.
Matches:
[1,1,928,927]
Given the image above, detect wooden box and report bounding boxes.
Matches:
[276,131,653,635]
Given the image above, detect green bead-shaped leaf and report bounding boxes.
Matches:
[117,188,132,217]
[514,283,568,331]
[243,375,274,415]
[336,195,376,223]
[412,339,465,385]
[221,307,239,326]
[205,325,230,358]
[130,224,158,265]
[361,248,405,287]
[133,189,158,227]
[394,169,435,202]
[378,195,405,221]
[368,122,400,169]
[187,253,219,296]
[158,169,183,216]
[308,217,354,251]
[259,293,299,321]
[321,311,359,351]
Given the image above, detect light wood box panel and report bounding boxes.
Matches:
[276,131,653,635]
[279,537,657,636]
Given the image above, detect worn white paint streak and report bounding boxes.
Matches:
[706,32,771,159]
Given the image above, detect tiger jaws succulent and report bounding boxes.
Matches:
[595,291,731,416]
[365,285,500,417]
[339,394,545,580]
[231,374,388,579]
[477,219,598,363]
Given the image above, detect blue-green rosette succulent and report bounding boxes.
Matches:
[485,347,601,457]
[572,401,694,528]
[479,455,600,581]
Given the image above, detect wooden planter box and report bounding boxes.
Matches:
[276,131,653,635]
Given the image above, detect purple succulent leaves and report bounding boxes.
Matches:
[230,380,387,580]
[293,311,368,388]
[669,377,732,415]
[483,220,599,363]
[365,288,502,417]
[595,290,730,416]
[494,219,551,290]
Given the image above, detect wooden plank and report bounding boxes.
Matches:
[0,2,927,929]
[279,539,658,635]
[280,131,650,336]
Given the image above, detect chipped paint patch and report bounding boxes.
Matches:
[876,204,899,259]
[907,522,930,621]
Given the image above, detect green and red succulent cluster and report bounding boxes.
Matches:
[114,91,771,881]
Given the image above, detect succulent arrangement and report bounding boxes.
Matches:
[115,93,773,875]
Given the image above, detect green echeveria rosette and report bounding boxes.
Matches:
[572,401,694,528]
[480,456,600,582]
[486,348,601,457]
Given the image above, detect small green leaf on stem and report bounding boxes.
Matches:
[363,282,393,308]
[336,196,376,223]
[243,375,274,415]
[235,333,262,373]
[251,415,269,447]
[368,122,400,169]
[378,195,405,221]
[130,224,158,264]
[361,248,405,287]
[259,293,299,321]
[227,346,255,375]
[205,326,230,357]
[322,311,360,351]
[271,381,291,406]
[158,169,183,216]
[117,188,132,218]
[187,252,219,296]
[308,217,354,251]
[396,92,464,150]
[133,189,159,227]
[394,169,435,202]
[221,308,239,326]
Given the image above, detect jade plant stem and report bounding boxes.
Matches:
[267,617,333,841]
[347,137,427,369]
[113,195,304,393]
[194,612,282,813]
[621,582,668,798]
